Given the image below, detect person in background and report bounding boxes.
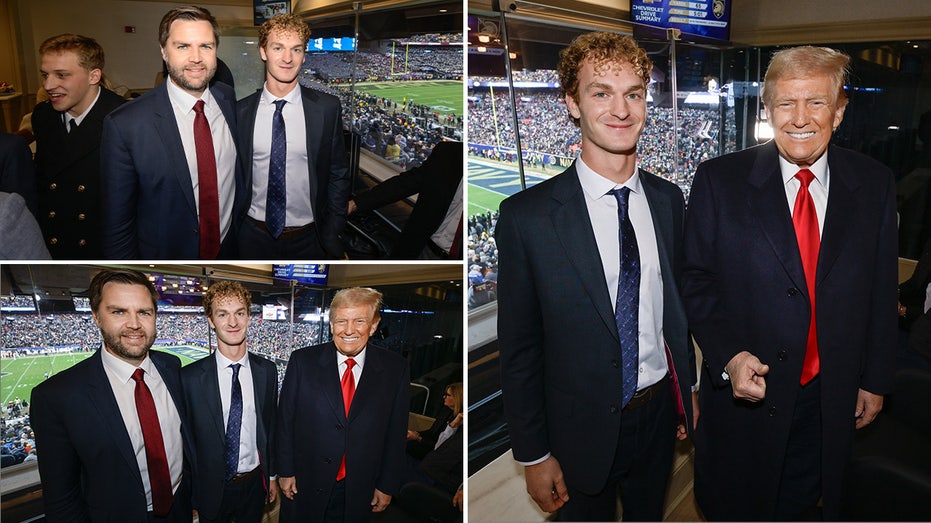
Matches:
[683,45,897,520]
[32,33,124,258]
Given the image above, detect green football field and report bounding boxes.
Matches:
[468,184,506,217]
[354,80,462,117]
[0,346,209,406]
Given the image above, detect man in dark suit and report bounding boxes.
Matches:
[496,32,695,521]
[32,34,124,259]
[683,46,898,521]
[101,6,244,259]
[349,140,463,259]
[31,268,192,522]
[182,281,278,522]
[0,132,37,217]
[276,287,409,522]
[237,14,350,259]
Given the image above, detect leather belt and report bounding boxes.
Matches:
[248,216,315,241]
[229,467,259,483]
[426,240,450,259]
[623,376,667,411]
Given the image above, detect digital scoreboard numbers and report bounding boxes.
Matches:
[308,37,357,52]
[272,264,329,285]
[631,0,731,41]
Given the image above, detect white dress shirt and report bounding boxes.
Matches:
[336,347,366,386]
[430,179,464,252]
[164,76,237,242]
[576,157,668,391]
[100,347,183,511]
[248,83,313,226]
[215,351,259,474]
[780,154,829,236]
[63,85,101,128]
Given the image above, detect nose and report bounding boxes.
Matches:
[125,312,142,329]
[283,50,294,63]
[790,105,809,127]
[190,47,202,63]
[42,76,55,92]
[610,96,631,120]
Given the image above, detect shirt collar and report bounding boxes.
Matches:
[165,75,214,114]
[63,85,101,126]
[779,153,829,190]
[576,156,643,201]
[337,347,366,369]
[261,82,301,107]
[215,349,249,369]
[100,344,155,385]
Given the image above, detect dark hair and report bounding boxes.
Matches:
[88,269,159,314]
[39,33,105,72]
[158,5,219,48]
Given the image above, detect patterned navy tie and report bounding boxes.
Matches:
[224,363,242,480]
[609,187,640,407]
[266,99,287,238]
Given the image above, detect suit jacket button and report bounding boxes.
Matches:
[609,405,618,414]
[769,406,777,416]
[77,184,86,192]
[336,423,343,430]
[49,183,57,190]
[78,213,86,220]
[316,488,325,494]
[611,359,619,368]
[778,350,787,361]
[79,239,87,247]
[48,211,56,218]
[787,288,799,297]
[49,237,58,245]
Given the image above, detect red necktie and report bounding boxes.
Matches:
[793,169,821,385]
[193,100,220,259]
[336,358,356,481]
[130,368,173,517]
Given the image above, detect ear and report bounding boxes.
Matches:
[565,93,581,121]
[160,47,168,62]
[91,311,101,328]
[833,99,847,130]
[369,319,379,335]
[259,45,268,63]
[207,316,216,330]
[88,68,102,86]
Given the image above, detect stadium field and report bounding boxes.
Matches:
[0,345,209,405]
[355,80,462,117]
[467,157,553,216]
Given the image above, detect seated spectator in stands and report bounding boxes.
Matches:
[349,140,463,259]
[402,382,463,494]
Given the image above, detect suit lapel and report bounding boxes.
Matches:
[85,351,144,486]
[248,353,268,445]
[152,83,198,217]
[819,147,857,286]
[318,343,346,421]
[550,165,618,341]
[240,92,261,191]
[747,143,809,296]
[641,170,674,281]
[202,354,225,441]
[347,346,383,423]
[301,87,322,217]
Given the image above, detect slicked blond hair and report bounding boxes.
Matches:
[762,46,850,108]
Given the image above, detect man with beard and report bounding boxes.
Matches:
[182,281,279,522]
[101,5,245,259]
[31,268,192,522]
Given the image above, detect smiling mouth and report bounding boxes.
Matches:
[787,131,815,139]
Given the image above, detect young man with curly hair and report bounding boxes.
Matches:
[496,31,696,521]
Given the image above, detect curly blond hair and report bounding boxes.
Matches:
[259,14,312,49]
[557,32,652,126]
[203,281,252,320]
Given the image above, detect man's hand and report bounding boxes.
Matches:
[524,455,569,513]
[278,476,297,500]
[267,477,279,503]
[855,388,883,429]
[348,200,358,215]
[725,351,769,402]
[371,488,391,512]
[453,488,463,511]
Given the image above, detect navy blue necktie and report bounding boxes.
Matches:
[609,187,640,407]
[224,363,242,480]
[266,99,287,238]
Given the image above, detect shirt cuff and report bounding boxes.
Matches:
[516,452,551,467]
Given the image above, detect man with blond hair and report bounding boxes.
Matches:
[33,33,124,258]
[237,14,351,259]
[496,32,695,521]
[276,287,409,522]
[683,45,897,520]
[182,280,278,522]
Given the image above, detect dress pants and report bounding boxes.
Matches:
[556,382,676,522]
[197,468,265,523]
[237,216,326,259]
[774,377,823,521]
[324,479,347,523]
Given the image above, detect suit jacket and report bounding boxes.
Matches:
[276,342,409,522]
[353,140,463,258]
[100,81,245,259]
[236,86,351,258]
[495,162,695,495]
[30,349,193,523]
[0,192,50,259]
[682,141,898,520]
[32,87,124,259]
[417,418,463,494]
[181,351,277,520]
[0,131,36,216]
